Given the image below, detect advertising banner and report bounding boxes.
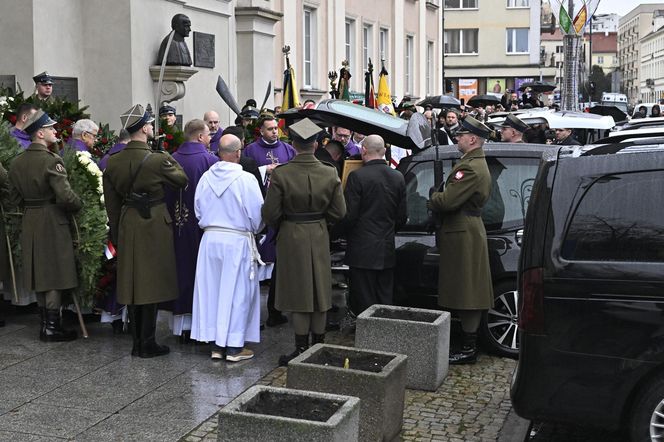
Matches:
[459,78,478,102]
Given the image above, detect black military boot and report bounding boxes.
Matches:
[41,309,77,342]
[278,334,309,366]
[138,304,169,358]
[311,332,325,346]
[127,305,141,356]
[38,307,47,340]
[449,332,478,365]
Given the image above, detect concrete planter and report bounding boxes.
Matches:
[356,304,450,391]
[217,385,360,442]
[287,344,407,442]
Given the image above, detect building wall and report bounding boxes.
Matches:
[640,29,664,102]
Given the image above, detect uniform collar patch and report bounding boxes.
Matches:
[454,170,464,180]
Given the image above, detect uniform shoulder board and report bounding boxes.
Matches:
[46,150,59,157]
[319,160,336,168]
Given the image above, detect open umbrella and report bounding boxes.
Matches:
[416,95,461,109]
[588,105,627,123]
[518,81,557,93]
[294,99,432,152]
[467,94,501,108]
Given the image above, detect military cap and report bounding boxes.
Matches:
[455,115,492,139]
[33,71,54,85]
[497,113,529,133]
[24,110,56,135]
[121,104,155,133]
[289,118,323,143]
[241,106,259,119]
[159,105,176,116]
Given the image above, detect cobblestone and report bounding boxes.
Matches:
[181,328,517,441]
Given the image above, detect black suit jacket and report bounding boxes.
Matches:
[341,159,407,270]
[239,156,265,196]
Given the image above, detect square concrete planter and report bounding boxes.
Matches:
[217,385,360,442]
[287,344,407,442]
[356,304,451,391]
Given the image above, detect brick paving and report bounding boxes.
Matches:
[182,329,517,442]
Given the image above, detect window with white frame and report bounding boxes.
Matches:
[427,41,434,95]
[405,35,414,94]
[363,24,373,72]
[345,19,355,87]
[507,0,529,7]
[379,28,389,62]
[597,55,604,64]
[445,0,478,8]
[303,8,317,88]
[445,29,479,54]
[506,28,529,54]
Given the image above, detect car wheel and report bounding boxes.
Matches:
[480,280,519,358]
[629,377,664,442]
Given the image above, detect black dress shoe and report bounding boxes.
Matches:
[266,313,288,327]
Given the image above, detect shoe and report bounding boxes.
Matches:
[339,310,357,335]
[41,309,77,342]
[138,304,169,358]
[266,313,288,327]
[449,332,478,365]
[278,334,309,366]
[311,333,325,345]
[336,282,348,290]
[226,348,254,362]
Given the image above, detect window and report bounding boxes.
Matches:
[405,35,414,94]
[403,160,436,227]
[506,28,529,54]
[597,55,604,64]
[345,19,355,87]
[303,8,316,88]
[379,28,389,62]
[445,29,479,54]
[427,41,434,95]
[363,24,373,72]
[507,0,529,7]
[445,0,478,8]
[556,45,563,53]
[562,171,664,262]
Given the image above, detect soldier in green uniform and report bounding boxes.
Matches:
[103,104,188,358]
[429,116,493,365]
[31,72,54,103]
[497,113,528,143]
[262,118,346,366]
[8,110,81,341]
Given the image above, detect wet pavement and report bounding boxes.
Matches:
[0,288,616,442]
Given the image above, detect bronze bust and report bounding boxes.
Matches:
[157,14,193,66]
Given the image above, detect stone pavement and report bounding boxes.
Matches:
[0,290,524,442]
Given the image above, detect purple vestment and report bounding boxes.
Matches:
[209,129,223,152]
[98,142,127,171]
[61,138,88,156]
[163,141,218,315]
[344,139,360,157]
[243,137,295,166]
[10,127,31,148]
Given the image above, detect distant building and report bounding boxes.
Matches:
[639,10,664,102]
[590,14,620,33]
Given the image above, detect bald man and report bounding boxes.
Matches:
[341,135,407,316]
[204,110,223,151]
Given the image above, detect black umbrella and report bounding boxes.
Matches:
[588,104,627,123]
[416,95,461,109]
[294,99,432,152]
[467,94,501,108]
[518,81,557,93]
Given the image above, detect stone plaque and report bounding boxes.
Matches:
[193,32,215,68]
[0,75,15,94]
[51,77,79,102]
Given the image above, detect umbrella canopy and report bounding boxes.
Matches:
[467,94,501,108]
[416,95,461,109]
[518,81,557,93]
[588,105,627,123]
[290,99,432,152]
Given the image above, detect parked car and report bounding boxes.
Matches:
[393,143,552,358]
[511,140,664,441]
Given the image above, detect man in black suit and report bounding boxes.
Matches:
[221,126,265,196]
[341,135,407,315]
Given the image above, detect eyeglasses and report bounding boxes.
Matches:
[85,131,100,139]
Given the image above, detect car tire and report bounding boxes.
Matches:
[480,280,519,358]
[629,377,664,442]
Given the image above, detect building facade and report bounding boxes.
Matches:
[639,11,664,102]
[443,0,541,101]
[618,4,664,105]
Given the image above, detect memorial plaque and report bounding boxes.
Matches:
[0,75,15,94]
[51,77,79,102]
[194,32,215,68]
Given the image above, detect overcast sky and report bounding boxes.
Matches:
[595,0,663,16]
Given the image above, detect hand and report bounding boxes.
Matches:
[266,163,278,174]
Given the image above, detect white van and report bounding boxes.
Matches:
[601,93,628,113]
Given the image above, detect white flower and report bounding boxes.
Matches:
[7,97,14,102]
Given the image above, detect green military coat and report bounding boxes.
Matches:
[429,147,494,310]
[8,144,82,292]
[262,153,346,313]
[103,141,188,305]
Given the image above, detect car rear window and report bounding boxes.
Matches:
[562,171,664,262]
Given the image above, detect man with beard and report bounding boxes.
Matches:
[103,104,188,358]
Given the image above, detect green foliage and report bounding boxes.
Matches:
[0,121,25,274]
[159,119,184,153]
[62,149,108,307]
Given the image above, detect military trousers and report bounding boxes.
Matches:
[36,290,62,310]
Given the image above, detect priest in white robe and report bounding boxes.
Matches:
[191,133,265,362]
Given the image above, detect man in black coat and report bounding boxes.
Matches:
[342,135,407,316]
